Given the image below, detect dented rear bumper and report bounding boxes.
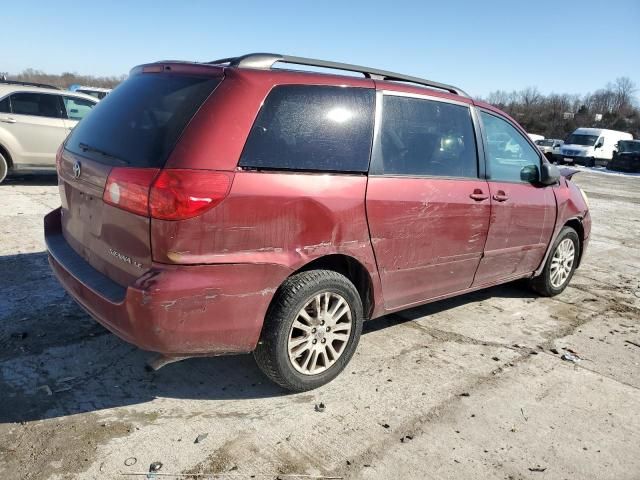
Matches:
[45,208,290,355]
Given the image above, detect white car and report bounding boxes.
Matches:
[535,138,564,161]
[0,80,98,183]
[527,133,545,142]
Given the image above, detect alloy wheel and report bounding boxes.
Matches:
[550,238,575,288]
[287,292,353,375]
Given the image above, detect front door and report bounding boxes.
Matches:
[366,92,491,311]
[5,92,67,167]
[473,111,556,286]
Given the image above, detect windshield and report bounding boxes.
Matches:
[537,139,554,146]
[66,73,220,167]
[618,141,640,153]
[565,134,599,146]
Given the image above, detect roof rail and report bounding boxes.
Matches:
[0,79,60,90]
[208,53,468,97]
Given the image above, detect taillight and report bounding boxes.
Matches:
[102,168,231,220]
[103,168,160,216]
[149,170,231,220]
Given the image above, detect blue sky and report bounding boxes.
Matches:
[3,0,639,98]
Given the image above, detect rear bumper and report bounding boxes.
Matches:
[45,208,290,355]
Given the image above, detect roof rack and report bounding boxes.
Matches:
[208,53,468,97]
[0,79,60,90]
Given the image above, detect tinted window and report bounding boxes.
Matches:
[619,140,640,153]
[481,111,541,183]
[11,93,63,118]
[565,134,598,146]
[0,96,9,113]
[66,74,220,167]
[372,95,477,177]
[240,85,375,172]
[63,96,96,121]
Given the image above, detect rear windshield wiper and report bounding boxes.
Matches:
[78,142,129,165]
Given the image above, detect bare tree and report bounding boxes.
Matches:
[483,79,640,139]
[5,68,125,89]
[609,77,637,111]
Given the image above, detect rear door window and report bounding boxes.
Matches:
[240,85,375,173]
[65,73,220,167]
[371,95,478,178]
[63,96,96,121]
[10,93,64,118]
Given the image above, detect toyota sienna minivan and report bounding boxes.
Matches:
[45,54,591,391]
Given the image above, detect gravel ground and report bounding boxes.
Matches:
[0,171,639,480]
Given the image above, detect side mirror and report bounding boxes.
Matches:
[520,164,540,183]
[595,140,604,149]
[539,162,560,185]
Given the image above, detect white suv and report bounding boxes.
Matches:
[0,80,98,183]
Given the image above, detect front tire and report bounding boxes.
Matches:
[253,270,363,392]
[0,153,8,184]
[530,226,580,296]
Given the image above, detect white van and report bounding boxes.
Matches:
[558,128,633,167]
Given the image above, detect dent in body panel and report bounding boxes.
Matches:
[532,178,590,276]
[123,263,291,354]
[151,170,383,314]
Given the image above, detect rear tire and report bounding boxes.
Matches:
[530,226,580,297]
[0,153,8,184]
[253,270,363,392]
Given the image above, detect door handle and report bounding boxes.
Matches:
[469,189,489,201]
[493,191,509,202]
[0,117,17,124]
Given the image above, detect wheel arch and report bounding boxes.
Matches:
[280,254,375,320]
[564,218,585,267]
[534,215,587,277]
[0,142,13,168]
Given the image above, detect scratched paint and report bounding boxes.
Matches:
[366,176,491,309]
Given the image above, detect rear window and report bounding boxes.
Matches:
[239,85,375,173]
[65,73,220,167]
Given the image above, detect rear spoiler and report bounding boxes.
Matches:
[559,167,580,180]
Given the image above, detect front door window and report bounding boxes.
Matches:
[481,111,540,183]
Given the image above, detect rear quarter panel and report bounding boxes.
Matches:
[151,172,384,316]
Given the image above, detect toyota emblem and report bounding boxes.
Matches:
[73,161,81,179]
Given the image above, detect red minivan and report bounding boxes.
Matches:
[45,54,591,391]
